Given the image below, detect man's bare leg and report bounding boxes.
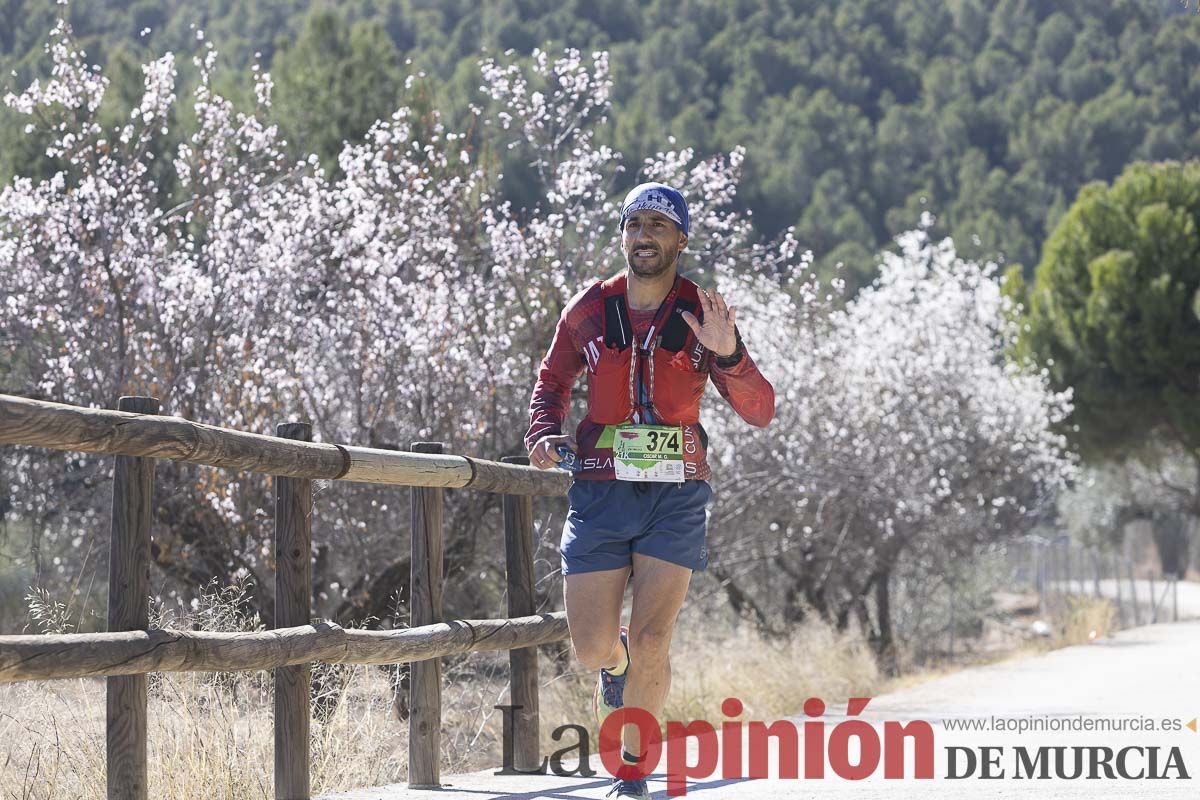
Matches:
[563,565,631,671]
[622,553,693,768]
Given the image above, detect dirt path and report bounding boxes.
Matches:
[323,620,1200,799]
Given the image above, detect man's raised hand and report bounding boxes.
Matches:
[680,287,738,358]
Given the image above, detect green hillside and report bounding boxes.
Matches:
[2,0,1198,285]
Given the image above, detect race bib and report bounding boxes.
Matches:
[612,424,685,483]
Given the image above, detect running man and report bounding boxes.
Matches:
[525,181,775,799]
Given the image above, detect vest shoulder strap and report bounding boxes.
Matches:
[601,273,632,350]
[660,277,700,353]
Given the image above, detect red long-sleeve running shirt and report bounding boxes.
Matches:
[525,276,775,481]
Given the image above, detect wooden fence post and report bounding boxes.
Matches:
[1127,559,1141,626]
[1035,542,1045,610]
[107,396,159,800]
[274,423,313,800]
[501,456,543,773]
[1063,543,1073,596]
[1046,544,1059,609]
[1112,553,1126,628]
[409,442,444,789]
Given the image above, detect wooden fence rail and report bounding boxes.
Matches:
[0,614,570,682]
[0,394,570,495]
[0,393,571,800]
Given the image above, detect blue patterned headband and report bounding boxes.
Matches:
[620,182,689,237]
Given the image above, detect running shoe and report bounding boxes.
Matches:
[605,775,651,799]
[593,625,630,729]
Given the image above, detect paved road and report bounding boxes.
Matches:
[324,621,1200,799]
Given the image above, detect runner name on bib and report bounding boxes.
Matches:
[612,424,685,483]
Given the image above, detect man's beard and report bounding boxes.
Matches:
[626,246,676,278]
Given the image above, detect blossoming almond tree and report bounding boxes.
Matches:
[0,23,337,610]
[0,28,747,623]
[0,16,1076,658]
[700,221,1077,667]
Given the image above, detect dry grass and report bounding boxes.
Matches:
[0,657,525,799]
[0,575,515,799]
[0,666,406,800]
[0,577,1129,799]
[877,594,1124,698]
[1044,594,1118,649]
[667,617,880,723]
[0,607,878,798]
[535,612,881,756]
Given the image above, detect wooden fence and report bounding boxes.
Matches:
[0,393,572,799]
[1010,535,1181,627]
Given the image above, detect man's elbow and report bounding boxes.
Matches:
[742,393,775,428]
[746,408,774,428]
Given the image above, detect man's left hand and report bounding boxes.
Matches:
[681,287,737,357]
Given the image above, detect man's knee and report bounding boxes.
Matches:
[628,622,674,663]
[573,632,621,670]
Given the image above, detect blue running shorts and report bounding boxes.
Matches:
[560,479,713,575]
